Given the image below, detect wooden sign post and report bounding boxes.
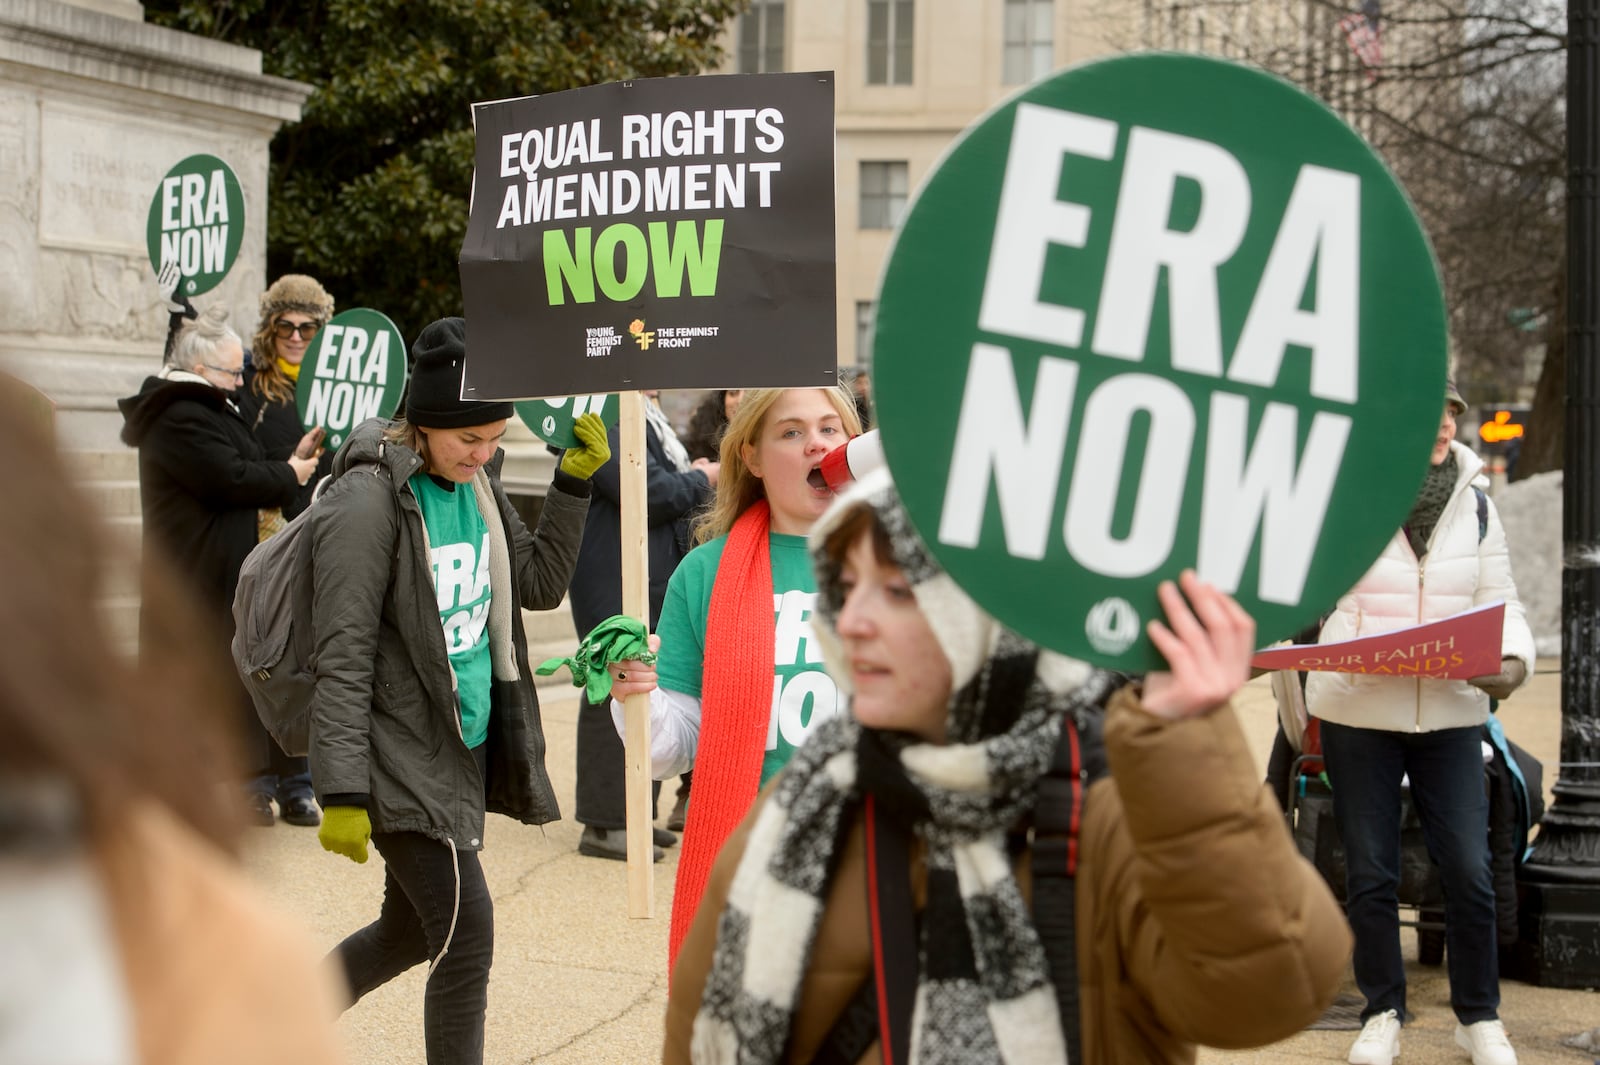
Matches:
[616,390,654,916]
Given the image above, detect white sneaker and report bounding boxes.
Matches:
[1455,1019,1517,1065]
[1349,1009,1401,1065]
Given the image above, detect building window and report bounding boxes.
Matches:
[738,0,785,74]
[867,0,914,85]
[1003,0,1054,84]
[859,162,909,229]
[855,302,876,368]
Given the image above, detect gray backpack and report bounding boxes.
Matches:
[231,459,385,756]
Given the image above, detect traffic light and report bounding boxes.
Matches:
[1478,408,1527,445]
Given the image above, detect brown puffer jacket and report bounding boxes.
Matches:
[665,685,1352,1064]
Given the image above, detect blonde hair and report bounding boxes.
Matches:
[692,385,862,544]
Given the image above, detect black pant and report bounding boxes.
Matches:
[333,830,494,1065]
[574,689,661,827]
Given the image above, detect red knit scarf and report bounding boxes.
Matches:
[669,500,776,969]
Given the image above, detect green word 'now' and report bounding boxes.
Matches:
[544,220,722,305]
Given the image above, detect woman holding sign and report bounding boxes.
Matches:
[1308,381,1533,1065]
[238,274,336,519]
[663,469,1349,1064]
[609,386,861,966]
[306,317,607,1065]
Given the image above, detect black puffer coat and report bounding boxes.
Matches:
[117,373,300,614]
[307,418,589,848]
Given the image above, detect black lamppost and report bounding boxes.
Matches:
[1509,0,1600,990]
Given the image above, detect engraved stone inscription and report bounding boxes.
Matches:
[40,106,205,253]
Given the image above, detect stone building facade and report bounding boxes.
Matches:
[713,0,1124,373]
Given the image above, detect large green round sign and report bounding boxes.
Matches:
[874,53,1447,671]
[295,309,409,452]
[145,154,245,296]
[515,394,620,449]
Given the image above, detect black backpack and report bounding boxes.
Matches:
[231,457,386,756]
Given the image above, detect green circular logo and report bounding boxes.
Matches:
[145,154,245,296]
[874,53,1447,671]
[515,394,619,449]
[295,309,409,452]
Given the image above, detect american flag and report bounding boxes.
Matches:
[1339,0,1382,82]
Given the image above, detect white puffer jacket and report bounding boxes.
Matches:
[1306,441,1536,733]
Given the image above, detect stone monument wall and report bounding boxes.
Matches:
[0,0,311,446]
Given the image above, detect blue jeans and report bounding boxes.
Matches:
[1321,720,1499,1025]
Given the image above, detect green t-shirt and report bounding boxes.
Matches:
[410,473,493,749]
[656,531,842,786]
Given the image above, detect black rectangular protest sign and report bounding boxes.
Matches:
[460,72,837,401]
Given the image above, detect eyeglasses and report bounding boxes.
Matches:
[203,362,245,381]
[273,320,321,340]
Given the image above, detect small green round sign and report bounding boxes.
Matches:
[295,309,409,452]
[515,394,619,449]
[145,154,245,296]
[874,53,1448,671]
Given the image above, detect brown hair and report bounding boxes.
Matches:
[0,378,243,853]
[692,385,863,544]
[818,502,895,571]
[381,415,428,468]
[684,389,734,462]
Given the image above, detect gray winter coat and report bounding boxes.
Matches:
[307,418,589,848]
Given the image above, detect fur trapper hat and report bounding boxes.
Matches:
[258,274,334,325]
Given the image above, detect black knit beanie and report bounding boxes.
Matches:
[404,317,514,429]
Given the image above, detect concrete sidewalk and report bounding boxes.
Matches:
[242,659,1599,1064]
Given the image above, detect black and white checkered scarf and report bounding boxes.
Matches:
[691,469,1113,1064]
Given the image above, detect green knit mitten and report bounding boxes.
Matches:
[559,412,612,480]
[318,806,372,864]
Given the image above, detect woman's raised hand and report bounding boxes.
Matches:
[1141,570,1255,720]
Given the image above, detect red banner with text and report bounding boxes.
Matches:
[1251,602,1504,679]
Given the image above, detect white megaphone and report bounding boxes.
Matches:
[817,428,884,492]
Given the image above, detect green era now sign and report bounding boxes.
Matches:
[144,154,244,296]
[873,53,1447,670]
[295,309,408,451]
[515,393,619,449]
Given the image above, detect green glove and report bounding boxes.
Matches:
[559,412,612,480]
[318,805,372,864]
[536,614,655,703]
